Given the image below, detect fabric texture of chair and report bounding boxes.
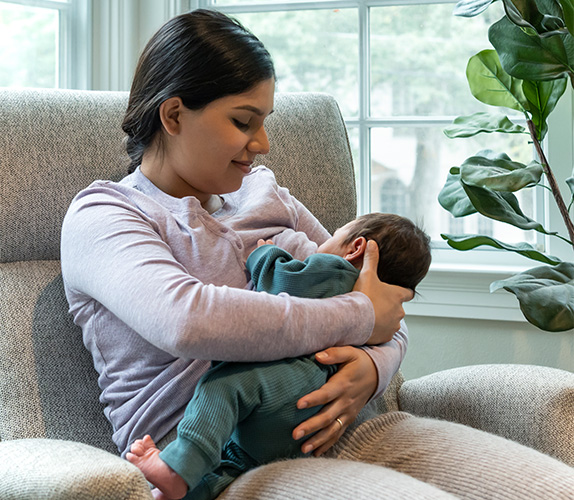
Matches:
[1,88,574,499]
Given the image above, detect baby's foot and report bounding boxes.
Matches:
[126,435,188,500]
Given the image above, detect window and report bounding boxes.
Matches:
[199,1,546,263]
[0,0,90,89]
[191,0,573,320]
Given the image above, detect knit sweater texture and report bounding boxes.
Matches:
[60,166,408,455]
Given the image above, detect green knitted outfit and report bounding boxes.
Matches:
[159,245,360,500]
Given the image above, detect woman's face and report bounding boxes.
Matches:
[142,78,275,204]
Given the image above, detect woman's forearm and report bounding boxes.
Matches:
[360,321,408,400]
[62,189,375,362]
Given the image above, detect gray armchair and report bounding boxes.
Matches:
[1,89,573,499]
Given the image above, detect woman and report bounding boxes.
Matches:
[61,9,574,500]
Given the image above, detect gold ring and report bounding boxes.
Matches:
[336,418,344,429]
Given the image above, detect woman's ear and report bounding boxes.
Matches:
[344,236,368,264]
[158,97,184,136]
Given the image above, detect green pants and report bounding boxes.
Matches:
[160,356,336,500]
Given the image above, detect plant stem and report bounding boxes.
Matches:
[527,119,574,249]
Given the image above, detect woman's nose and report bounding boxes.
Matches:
[248,126,270,155]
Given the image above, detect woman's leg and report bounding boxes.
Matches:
[218,457,459,500]
[328,412,574,500]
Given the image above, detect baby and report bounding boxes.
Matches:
[127,212,431,500]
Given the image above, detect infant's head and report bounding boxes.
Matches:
[317,213,431,292]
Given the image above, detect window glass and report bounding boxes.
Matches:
[234,9,359,118]
[218,2,541,259]
[0,2,59,87]
[370,3,503,117]
[370,126,536,245]
[215,0,333,4]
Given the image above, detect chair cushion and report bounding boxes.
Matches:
[258,92,357,235]
[399,364,574,467]
[0,439,152,500]
[0,261,116,453]
[0,89,129,263]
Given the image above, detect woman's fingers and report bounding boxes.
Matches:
[296,348,353,410]
[353,240,413,344]
[292,400,347,455]
[300,411,348,456]
[310,418,348,456]
[293,347,377,456]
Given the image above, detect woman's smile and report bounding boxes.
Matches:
[232,159,254,174]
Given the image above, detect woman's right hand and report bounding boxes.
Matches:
[353,240,414,344]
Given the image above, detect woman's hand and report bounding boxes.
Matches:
[292,346,377,457]
[353,240,414,344]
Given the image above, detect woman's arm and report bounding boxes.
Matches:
[61,186,375,362]
[361,322,408,399]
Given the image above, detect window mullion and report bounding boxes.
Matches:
[357,2,370,215]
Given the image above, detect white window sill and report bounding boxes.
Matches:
[405,248,532,322]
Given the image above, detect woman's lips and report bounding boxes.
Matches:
[233,161,253,174]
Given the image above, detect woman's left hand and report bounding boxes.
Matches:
[292,346,377,457]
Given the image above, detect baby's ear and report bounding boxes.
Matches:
[344,236,368,264]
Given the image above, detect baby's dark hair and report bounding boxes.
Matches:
[343,213,431,292]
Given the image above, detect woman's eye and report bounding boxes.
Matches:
[233,119,250,130]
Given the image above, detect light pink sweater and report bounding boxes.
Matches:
[61,166,407,454]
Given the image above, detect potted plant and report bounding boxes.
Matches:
[439,0,574,331]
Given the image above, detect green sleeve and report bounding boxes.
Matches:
[246,245,360,299]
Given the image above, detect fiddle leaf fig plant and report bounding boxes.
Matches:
[439,0,574,331]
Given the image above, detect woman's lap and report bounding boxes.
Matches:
[218,456,458,500]
[328,411,574,500]
[162,411,574,499]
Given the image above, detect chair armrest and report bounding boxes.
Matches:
[399,364,574,466]
[0,439,153,500]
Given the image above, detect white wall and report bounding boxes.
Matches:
[402,315,574,380]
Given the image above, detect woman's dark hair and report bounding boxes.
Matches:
[343,213,432,292]
[122,9,276,173]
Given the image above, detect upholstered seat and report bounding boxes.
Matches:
[1,89,573,499]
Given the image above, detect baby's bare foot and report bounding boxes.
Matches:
[126,435,188,500]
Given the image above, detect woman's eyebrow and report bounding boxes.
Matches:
[233,105,274,116]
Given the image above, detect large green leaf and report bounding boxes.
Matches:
[454,0,499,16]
[441,234,562,266]
[523,77,568,140]
[502,0,566,37]
[441,233,562,264]
[438,168,478,217]
[558,0,574,36]
[489,16,574,80]
[466,49,529,112]
[490,262,574,331]
[444,112,526,138]
[460,150,544,191]
[463,181,552,233]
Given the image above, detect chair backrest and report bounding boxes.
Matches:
[0,89,356,453]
